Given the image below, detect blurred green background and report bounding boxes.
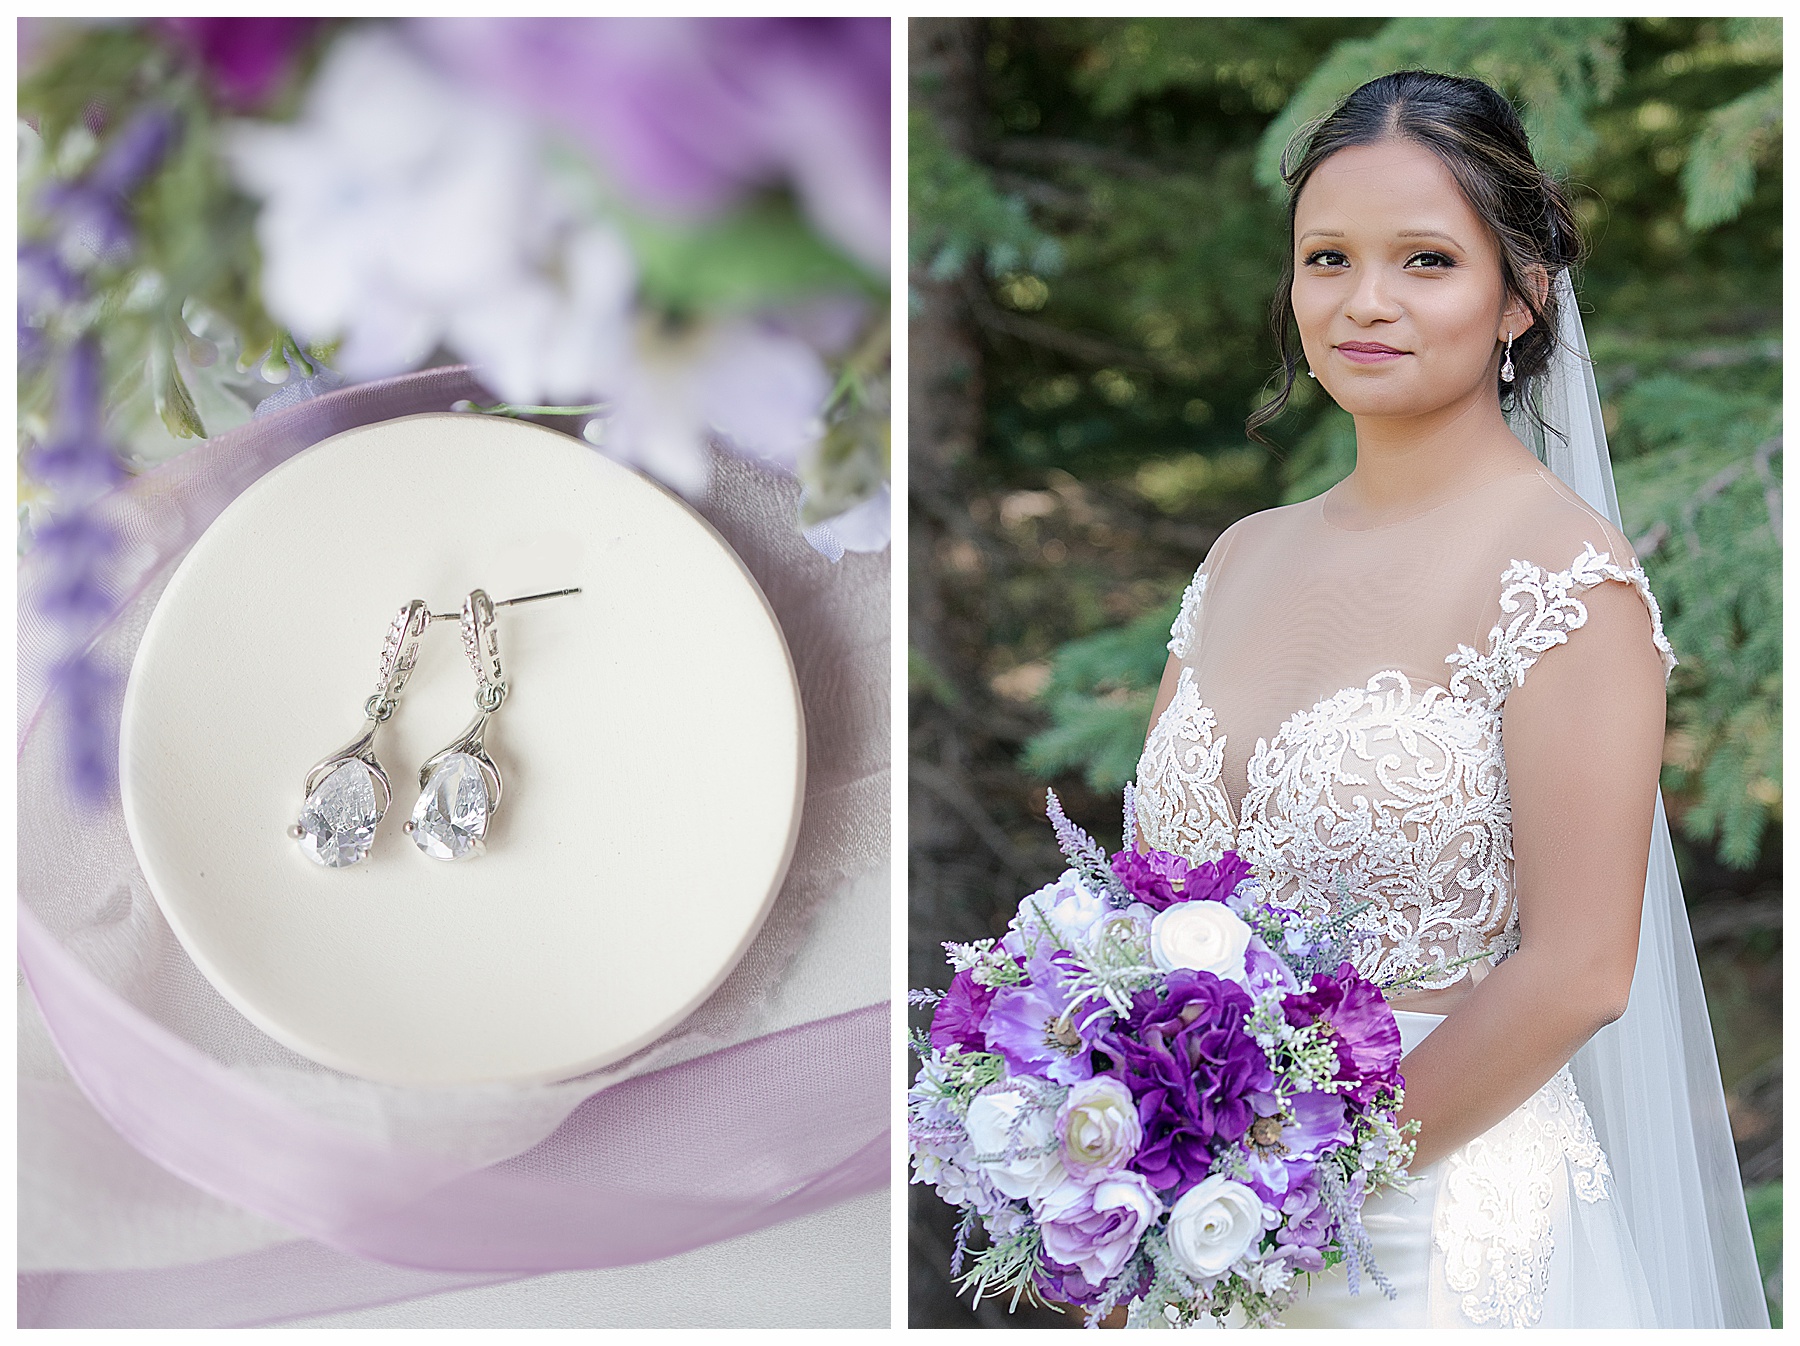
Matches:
[908,17,1780,1327]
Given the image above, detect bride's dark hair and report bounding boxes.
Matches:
[1247,70,1584,444]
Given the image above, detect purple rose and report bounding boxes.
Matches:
[1103,969,1274,1197]
[1033,1170,1163,1290]
[982,950,1110,1085]
[1283,962,1403,1106]
[929,970,995,1056]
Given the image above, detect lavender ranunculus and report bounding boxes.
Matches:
[929,969,997,1057]
[983,949,1110,1085]
[1033,1170,1163,1290]
[1240,1090,1352,1201]
[1104,969,1273,1197]
[1056,1077,1142,1180]
[1283,962,1403,1106]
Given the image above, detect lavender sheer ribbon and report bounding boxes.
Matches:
[18,367,889,1325]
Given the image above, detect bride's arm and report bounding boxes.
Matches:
[1395,578,1667,1170]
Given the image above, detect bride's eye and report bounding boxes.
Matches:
[1303,249,1348,268]
[1404,250,1456,270]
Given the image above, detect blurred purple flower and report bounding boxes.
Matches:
[929,969,997,1057]
[28,338,125,500]
[38,104,178,262]
[158,18,321,109]
[28,337,129,805]
[51,655,118,802]
[1283,963,1404,1107]
[1104,969,1273,1198]
[416,17,890,270]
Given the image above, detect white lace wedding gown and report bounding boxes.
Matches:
[1135,463,1672,1328]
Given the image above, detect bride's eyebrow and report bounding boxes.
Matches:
[1395,229,1463,246]
[1297,229,1345,244]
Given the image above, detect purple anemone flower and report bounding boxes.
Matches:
[1103,969,1273,1198]
[1240,1090,1352,1201]
[929,969,997,1057]
[1109,847,1190,911]
[1183,849,1254,904]
[982,949,1110,1085]
[1283,962,1404,1106]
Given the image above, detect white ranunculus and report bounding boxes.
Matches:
[1149,900,1253,984]
[1056,1076,1142,1180]
[1167,1175,1268,1281]
[963,1087,1066,1201]
[1007,869,1108,953]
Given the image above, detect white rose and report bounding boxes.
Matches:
[1167,1175,1269,1281]
[1056,1076,1142,1180]
[1008,869,1108,952]
[1149,900,1252,984]
[964,1087,1066,1201]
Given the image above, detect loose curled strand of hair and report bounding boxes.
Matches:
[1247,71,1585,447]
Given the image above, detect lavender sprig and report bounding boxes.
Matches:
[1045,788,1129,903]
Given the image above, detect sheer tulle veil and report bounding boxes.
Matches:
[1506,271,1769,1328]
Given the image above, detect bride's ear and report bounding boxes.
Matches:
[1502,263,1552,338]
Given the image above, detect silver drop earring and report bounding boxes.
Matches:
[290,600,431,867]
[406,587,579,860]
[1500,330,1515,385]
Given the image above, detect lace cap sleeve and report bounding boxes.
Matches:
[1167,568,1208,659]
[1448,542,1676,704]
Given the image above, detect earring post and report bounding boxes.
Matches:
[426,588,581,623]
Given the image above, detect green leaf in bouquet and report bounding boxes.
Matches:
[624,196,878,315]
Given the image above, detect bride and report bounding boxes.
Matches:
[1134,71,1766,1328]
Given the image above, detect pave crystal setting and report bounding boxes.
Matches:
[295,760,382,868]
[409,751,491,861]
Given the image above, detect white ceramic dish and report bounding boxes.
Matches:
[119,413,803,1086]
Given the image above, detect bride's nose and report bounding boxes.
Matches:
[1343,267,1403,326]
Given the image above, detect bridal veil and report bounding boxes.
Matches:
[1508,270,1769,1328]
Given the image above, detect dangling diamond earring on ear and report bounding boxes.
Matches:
[1500,331,1515,385]
[1306,369,1317,380]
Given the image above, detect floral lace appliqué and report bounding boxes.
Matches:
[1136,542,1673,994]
[1447,542,1676,708]
[1167,569,1207,660]
[1136,665,1236,863]
[1432,1067,1614,1327]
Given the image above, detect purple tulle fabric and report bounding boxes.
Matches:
[17,367,888,1326]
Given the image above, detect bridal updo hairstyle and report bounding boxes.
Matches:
[1248,70,1584,443]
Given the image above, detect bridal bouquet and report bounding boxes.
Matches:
[909,788,1417,1328]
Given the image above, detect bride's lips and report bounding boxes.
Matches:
[1335,341,1409,365]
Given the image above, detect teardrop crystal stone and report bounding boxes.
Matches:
[410,752,491,861]
[295,760,381,868]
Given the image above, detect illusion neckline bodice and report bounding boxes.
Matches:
[1137,540,1674,998]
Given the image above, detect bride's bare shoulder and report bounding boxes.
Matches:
[1203,497,1315,564]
